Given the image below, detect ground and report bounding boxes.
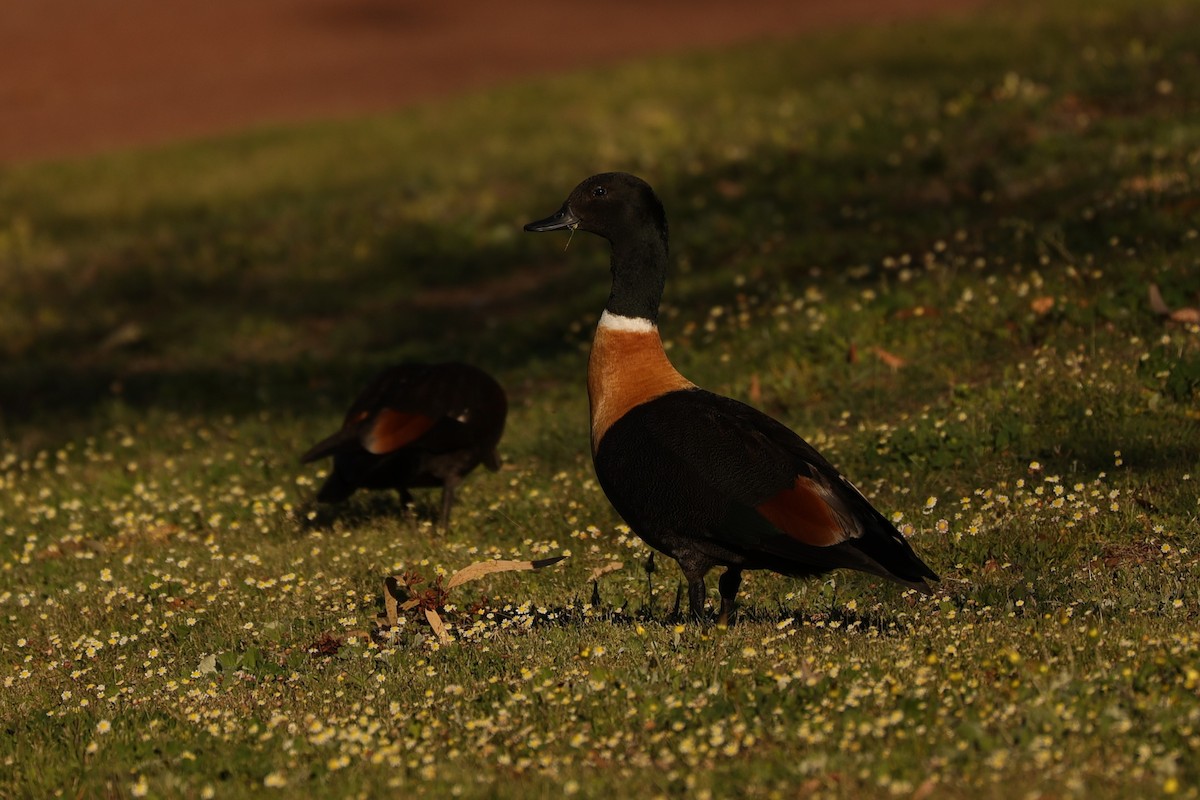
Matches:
[1,0,986,162]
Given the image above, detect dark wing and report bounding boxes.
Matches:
[300,408,437,463]
[362,409,438,454]
[301,362,508,463]
[597,388,938,590]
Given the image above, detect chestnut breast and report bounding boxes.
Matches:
[587,315,694,452]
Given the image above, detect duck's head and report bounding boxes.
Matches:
[524,172,667,247]
[526,173,670,322]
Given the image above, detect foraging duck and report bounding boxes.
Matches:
[525,173,938,622]
[300,362,507,526]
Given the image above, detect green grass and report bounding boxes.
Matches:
[2,0,1199,797]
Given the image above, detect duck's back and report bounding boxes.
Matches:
[351,363,506,453]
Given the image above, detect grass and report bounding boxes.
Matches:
[1,0,1199,797]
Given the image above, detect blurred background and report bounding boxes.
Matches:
[0,0,981,162]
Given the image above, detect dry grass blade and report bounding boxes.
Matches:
[445,555,567,589]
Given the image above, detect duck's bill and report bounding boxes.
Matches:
[524,204,580,232]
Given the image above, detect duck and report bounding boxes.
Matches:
[300,362,507,527]
[525,173,938,623]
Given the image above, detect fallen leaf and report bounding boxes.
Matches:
[1170,307,1200,324]
[382,577,401,625]
[872,346,906,370]
[748,373,762,405]
[381,576,420,625]
[308,632,343,656]
[197,653,218,675]
[1097,541,1159,567]
[424,608,451,643]
[588,561,624,582]
[446,555,567,589]
[912,778,939,800]
[381,556,567,637]
[1148,283,1171,316]
[847,342,858,364]
[1030,296,1055,315]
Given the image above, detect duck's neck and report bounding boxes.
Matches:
[604,228,668,322]
[587,310,694,452]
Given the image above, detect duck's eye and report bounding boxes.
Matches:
[591,186,607,197]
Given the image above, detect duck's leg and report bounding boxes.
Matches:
[686,577,707,621]
[677,555,712,621]
[717,568,743,627]
[397,488,415,511]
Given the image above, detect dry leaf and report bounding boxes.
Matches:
[847,342,859,364]
[424,608,451,643]
[872,346,906,370]
[309,632,344,656]
[383,576,402,626]
[748,373,762,405]
[381,576,422,626]
[912,778,939,800]
[381,555,567,638]
[588,561,625,582]
[446,555,567,589]
[1148,283,1199,323]
[1148,283,1171,316]
[1030,296,1055,315]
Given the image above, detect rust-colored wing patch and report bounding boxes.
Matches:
[755,476,848,547]
[363,409,436,455]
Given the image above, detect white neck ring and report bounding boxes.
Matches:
[597,309,656,333]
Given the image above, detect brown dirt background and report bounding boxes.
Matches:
[0,0,987,164]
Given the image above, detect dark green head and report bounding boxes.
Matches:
[525,172,670,322]
[524,173,667,242]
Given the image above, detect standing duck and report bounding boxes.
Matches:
[525,173,938,622]
[301,362,507,527]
